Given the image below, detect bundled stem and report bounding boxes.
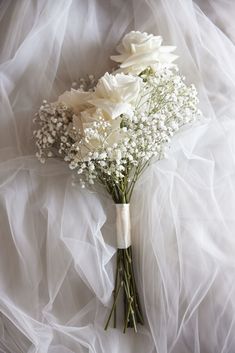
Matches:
[105,246,144,332]
[103,165,146,332]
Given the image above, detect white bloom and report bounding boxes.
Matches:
[71,108,126,160]
[58,89,94,115]
[88,72,142,119]
[111,31,177,75]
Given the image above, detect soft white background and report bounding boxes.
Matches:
[1,1,235,352]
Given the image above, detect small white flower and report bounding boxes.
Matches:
[99,152,107,159]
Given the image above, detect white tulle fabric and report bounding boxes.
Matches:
[1,1,235,352]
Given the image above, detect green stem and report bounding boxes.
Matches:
[123,280,137,332]
[104,273,123,330]
[128,247,144,324]
[113,252,120,328]
[105,247,144,332]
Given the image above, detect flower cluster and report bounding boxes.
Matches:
[33,101,74,163]
[34,31,201,201]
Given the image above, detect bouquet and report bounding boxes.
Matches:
[33,31,201,332]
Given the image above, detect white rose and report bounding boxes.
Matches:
[81,109,124,146]
[88,72,142,119]
[59,86,126,159]
[111,31,177,75]
[73,108,124,160]
[58,89,94,115]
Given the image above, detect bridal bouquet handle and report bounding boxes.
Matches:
[33,31,201,332]
[104,204,144,332]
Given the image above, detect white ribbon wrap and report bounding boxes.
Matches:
[115,204,131,249]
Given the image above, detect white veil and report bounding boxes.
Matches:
[1,1,235,352]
